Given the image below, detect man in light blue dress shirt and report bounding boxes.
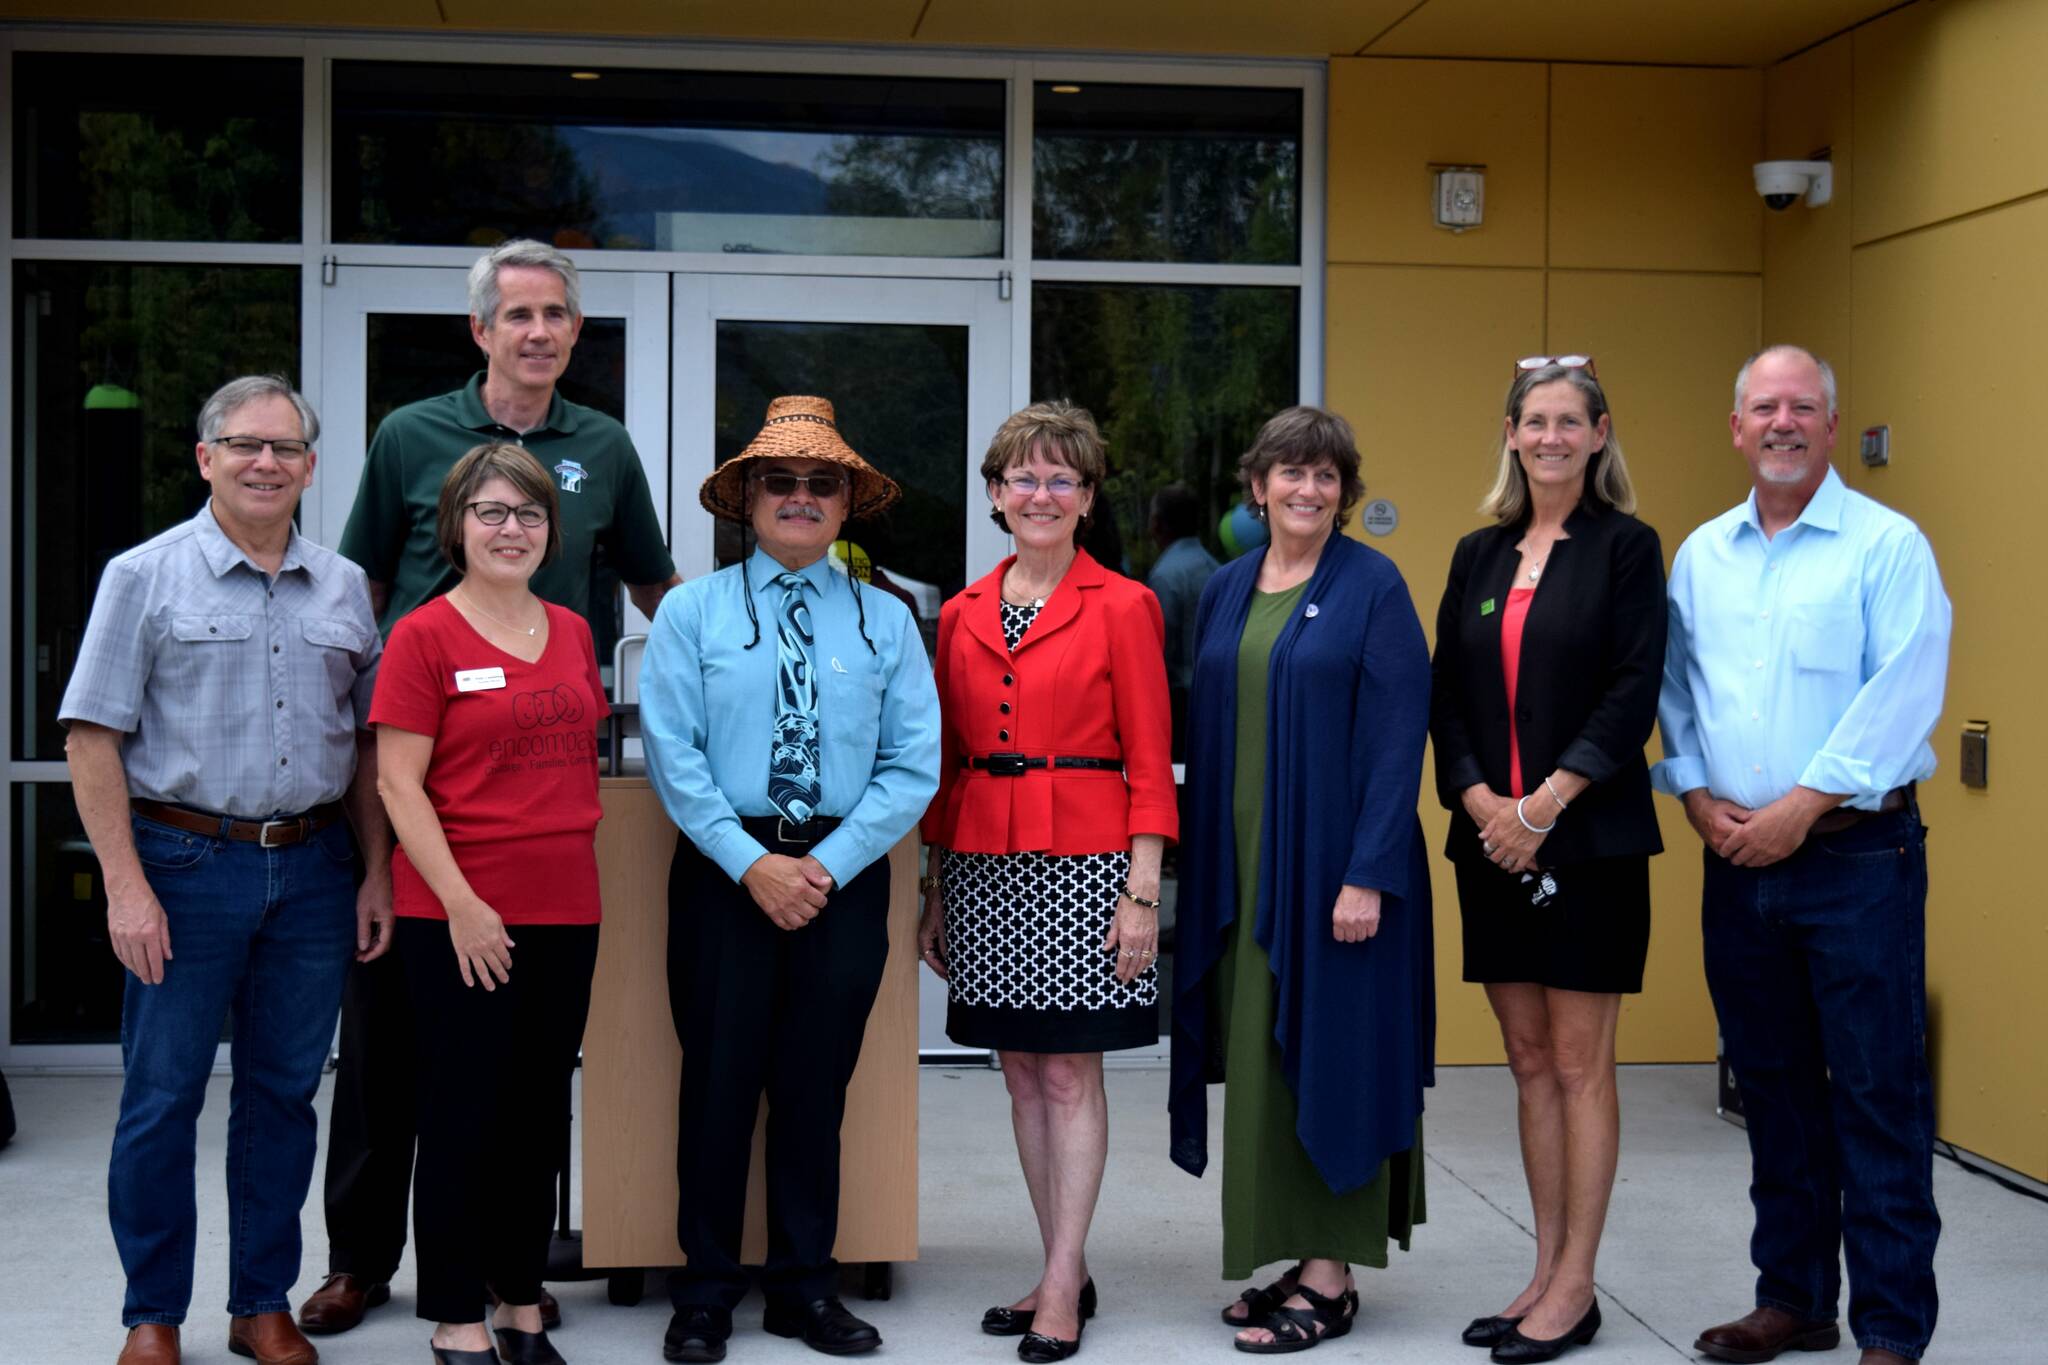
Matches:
[640,397,939,1363]
[1654,346,1950,1365]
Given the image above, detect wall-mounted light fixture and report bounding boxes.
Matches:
[1432,165,1485,232]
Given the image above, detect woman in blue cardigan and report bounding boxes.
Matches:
[1170,406,1435,1355]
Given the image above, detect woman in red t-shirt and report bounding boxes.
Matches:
[371,442,608,1365]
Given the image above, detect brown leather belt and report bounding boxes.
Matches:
[132,798,344,847]
[1808,783,1913,836]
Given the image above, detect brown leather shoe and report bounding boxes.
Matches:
[228,1311,319,1365]
[1695,1306,1841,1363]
[1860,1351,1914,1364]
[117,1324,180,1365]
[296,1273,390,1335]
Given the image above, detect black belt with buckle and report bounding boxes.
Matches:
[740,814,844,846]
[132,798,343,847]
[963,753,1124,777]
[1809,783,1914,836]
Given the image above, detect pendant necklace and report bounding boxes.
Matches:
[457,586,540,637]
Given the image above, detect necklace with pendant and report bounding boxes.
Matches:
[458,587,541,637]
[1526,561,1544,583]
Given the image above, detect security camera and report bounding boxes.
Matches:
[1754,160,1833,211]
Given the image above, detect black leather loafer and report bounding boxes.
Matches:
[763,1296,882,1356]
[983,1278,1097,1336]
[663,1307,731,1363]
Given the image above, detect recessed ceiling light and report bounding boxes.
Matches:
[570,71,602,81]
[1050,84,1082,94]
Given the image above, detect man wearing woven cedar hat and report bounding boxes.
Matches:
[639,397,941,1362]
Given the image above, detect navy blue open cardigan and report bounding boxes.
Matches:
[1169,534,1436,1195]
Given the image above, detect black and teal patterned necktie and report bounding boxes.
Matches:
[767,570,821,824]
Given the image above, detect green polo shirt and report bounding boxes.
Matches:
[339,373,673,637]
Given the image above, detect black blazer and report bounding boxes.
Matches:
[1429,500,1667,868]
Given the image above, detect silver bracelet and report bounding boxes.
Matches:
[1516,795,1558,835]
[1543,775,1570,810]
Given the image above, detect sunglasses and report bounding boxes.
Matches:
[754,471,847,498]
[1516,354,1598,379]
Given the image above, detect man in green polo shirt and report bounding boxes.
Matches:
[305,238,678,1339]
[339,237,679,634]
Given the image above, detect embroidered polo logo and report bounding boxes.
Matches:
[1481,597,1496,616]
[554,459,587,493]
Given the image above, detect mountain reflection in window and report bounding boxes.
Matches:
[332,62,1005,256]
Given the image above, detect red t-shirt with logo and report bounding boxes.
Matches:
[371,595,609,925]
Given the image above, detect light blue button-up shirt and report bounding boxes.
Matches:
[1652,466,1951,811]
[640,548,941,887]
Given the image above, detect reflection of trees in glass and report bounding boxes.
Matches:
[75,113,288,243]
[714,322,969,599]
[1032,284,1298,580]
[820,135,1003,223]
[16,53,301,242]
[340,120,605,248]
[1034,136,1297,265]
[18,263,298,759]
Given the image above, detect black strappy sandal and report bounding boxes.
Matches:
[1232,1284,1358,1355]
[1220,1263,1304,1327]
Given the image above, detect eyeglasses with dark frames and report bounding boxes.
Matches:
[1515,354,1598,379]
[465,500,549,528]
[213,435,312,461]
[754,471,848,499]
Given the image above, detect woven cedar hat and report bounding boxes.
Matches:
[698,396,901,523]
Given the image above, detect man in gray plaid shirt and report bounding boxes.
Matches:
[60,375,391,1365]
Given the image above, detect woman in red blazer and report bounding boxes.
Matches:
[919,401,1176,1363]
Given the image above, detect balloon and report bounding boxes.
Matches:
[1217,501,1269,559]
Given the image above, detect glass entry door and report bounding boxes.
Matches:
[671,273,1012,1057]
[313,266,672,655]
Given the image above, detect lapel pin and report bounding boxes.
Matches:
[1304,603,1319,618]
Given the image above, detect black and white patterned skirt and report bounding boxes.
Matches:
[940,847,1158,1053]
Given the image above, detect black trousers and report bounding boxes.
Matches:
[665,838,890,1311]
[320,946,417,1283]
[397,918,598,1325]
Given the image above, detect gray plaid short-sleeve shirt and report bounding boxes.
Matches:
[59,502,381,819]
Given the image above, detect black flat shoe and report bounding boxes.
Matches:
[1463,1315,1525,1347]
[494,1325,567,1365]
[1018,1318,1084,1363]
[983,1278,1098,1336]
[1491,1302,1601,1363]
[763,1296,881,1356]
[663,1307,731,1363]
[429,1347,501,1365]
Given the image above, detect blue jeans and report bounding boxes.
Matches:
[109,812,357,1327]
[1701,804,1939,1360]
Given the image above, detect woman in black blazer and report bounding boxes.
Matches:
[1429,358,1666,1364]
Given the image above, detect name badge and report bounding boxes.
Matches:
[455,667,507,693]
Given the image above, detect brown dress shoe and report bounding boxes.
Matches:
[297,1273,390,1335]
[1695,1306,1841,1363]
[117,1324,180,1365]
[228,1311,319,1365]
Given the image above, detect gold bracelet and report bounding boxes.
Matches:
[918,875,940,894]
[1120,889,1161,910]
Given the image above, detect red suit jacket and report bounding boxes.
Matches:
[920,550,1178,855]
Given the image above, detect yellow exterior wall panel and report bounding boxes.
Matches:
[1363,0,1897,68]
[1850,204,2048,1179]
[1327,58,1547,269]
[1325,263,1544,1063]
[1549,65,1762,275]
[913,0,1410,56]
[1762,35,1854,387]
[1853,0,2048,245]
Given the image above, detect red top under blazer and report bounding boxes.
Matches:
[920,549,1179,855]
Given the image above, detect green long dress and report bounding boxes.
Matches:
[1217,582,1426,1281]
